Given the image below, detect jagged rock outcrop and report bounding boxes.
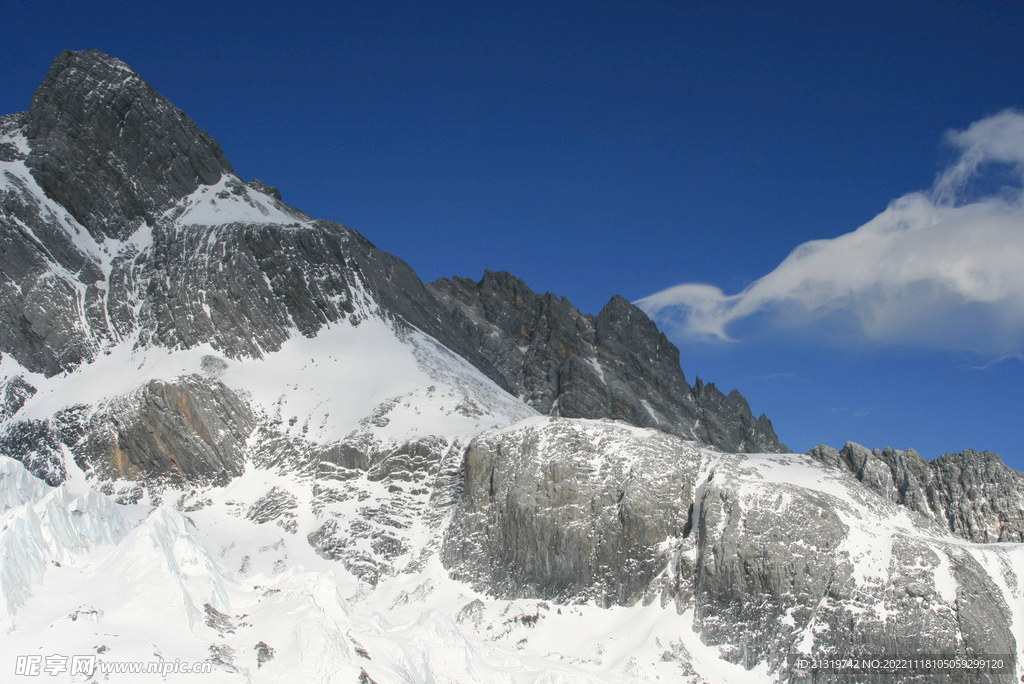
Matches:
[246,487,299,533]
[810,442,1024,543]
[24,49,234,241]
[443,419,1021,682]
[0,375,256,487]
[76,375,256,483]
[0,374,36,421]
[688,463,1017,682]
[689,375,781,454]
[307,434,469,586]
[0,145,111,375]
[0,418,67,487]
[430,271,785,453]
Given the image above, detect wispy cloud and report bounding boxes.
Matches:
[967,352,1024,370]
[637,110,1024,358]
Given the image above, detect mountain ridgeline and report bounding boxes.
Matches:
[1,50,1023,683]
[0,48,782,462]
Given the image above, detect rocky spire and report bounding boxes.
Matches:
[25,49,233,240]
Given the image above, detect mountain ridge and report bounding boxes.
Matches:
[0,47,783,457]
[0,49,1022,683]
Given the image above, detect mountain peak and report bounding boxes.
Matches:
[24,49,233,240]
[40,48,135,82]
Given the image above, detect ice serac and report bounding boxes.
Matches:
[430,271,785,453]
[0,456,138,629]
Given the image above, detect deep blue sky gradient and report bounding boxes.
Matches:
[2,0,1022,466]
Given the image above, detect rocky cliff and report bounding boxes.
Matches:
[430,272,784,453]
[0,48,784,485]
[0,50,1021,684]
[442,420,1021,681]
[810,442,1024,543]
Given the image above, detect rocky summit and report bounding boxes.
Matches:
[0,50,1021,684]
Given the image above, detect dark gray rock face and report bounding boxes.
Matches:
[443,420,1021,682]
[0,418,67,486]
[24,49,233,241]
[429,272,785,453]
[74,375,256,483]
[810,442,1024,543]
[442,419,710,606]
[0,114,26,162]
[0,154,113,375]
[688,468,1017,682]
[689,375,781,454]
[131,219,510,389]
[0,374,36,422]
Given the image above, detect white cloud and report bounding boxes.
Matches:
[637,109,1024,357]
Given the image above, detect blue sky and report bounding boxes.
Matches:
[2,1,1022,467]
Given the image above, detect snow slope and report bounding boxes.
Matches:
[0,453,761,684]
[4,424,1021,682]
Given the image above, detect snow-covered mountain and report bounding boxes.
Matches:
[1,49,1023,683]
